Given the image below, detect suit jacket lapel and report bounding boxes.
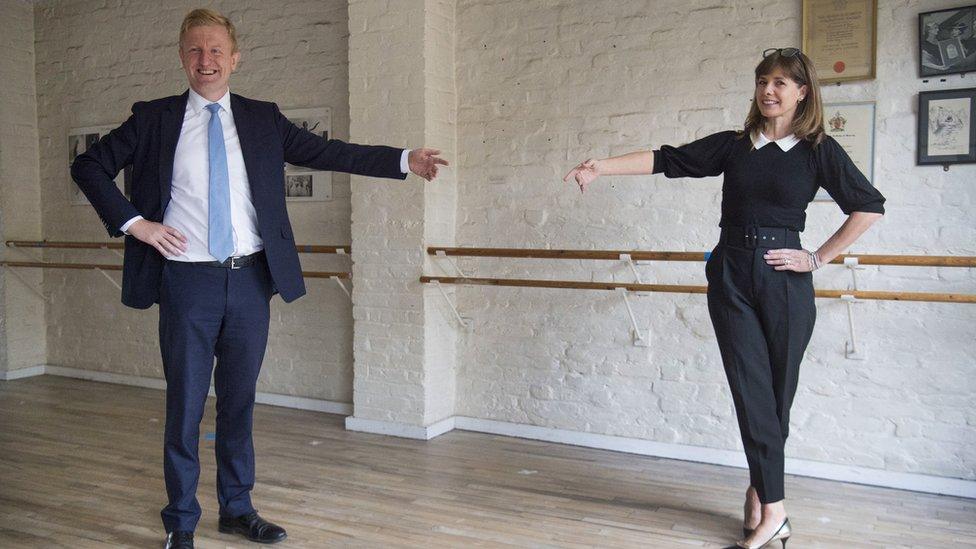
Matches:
[158,91,188,217]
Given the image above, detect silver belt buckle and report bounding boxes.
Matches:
[230,256,242,269]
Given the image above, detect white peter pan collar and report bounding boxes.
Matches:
[752,131,800,152]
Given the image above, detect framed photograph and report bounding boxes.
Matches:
[281,107,333,201]
[68,125,128,205]
[802,0,877,84]
[917,87,976,166]
[919,6,976,78]
[284,171,332,201]
[816,101,876,201]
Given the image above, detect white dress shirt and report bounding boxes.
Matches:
[121,89,412,259]
[751,131,800,152]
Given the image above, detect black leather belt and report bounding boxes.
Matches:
[720,226,800,249]
[190,250,264,269]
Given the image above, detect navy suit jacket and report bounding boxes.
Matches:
[72,91,406,309]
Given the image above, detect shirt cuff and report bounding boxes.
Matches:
[400,149,411,174]
[120,215,144,234]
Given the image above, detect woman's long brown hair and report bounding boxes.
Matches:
[743,50,825,146]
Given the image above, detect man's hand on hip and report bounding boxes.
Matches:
[408,148,449,181]
[129,219,188,258]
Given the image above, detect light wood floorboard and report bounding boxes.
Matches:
[1,376,973,548]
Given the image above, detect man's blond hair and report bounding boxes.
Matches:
[179,8,238,52]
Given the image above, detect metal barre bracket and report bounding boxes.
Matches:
[615,287,650,347]
[434,250,468,278]
[0,264,50,303]
[619,253,643,284]
[842,256,866,360]
[94,268,122,291]
[330,276,352,301]
[429,280,470,329]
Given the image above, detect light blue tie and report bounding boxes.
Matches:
[206,103,234,262]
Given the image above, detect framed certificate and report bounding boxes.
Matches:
[816,102,876,201]
[802,0,877,84]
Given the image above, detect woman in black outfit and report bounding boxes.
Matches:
[564,49,885,548]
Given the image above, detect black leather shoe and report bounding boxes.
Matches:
[164,531,194,549]
[218,511,287,544]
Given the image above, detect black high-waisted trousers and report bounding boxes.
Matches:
[706,227,816,504]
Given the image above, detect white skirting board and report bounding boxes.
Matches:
[450,417,976,500]
[345,415,456,440]
[343,415,976,500]
[4,366,974,499]
[0,365,46,380]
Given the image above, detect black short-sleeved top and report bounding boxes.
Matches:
[652,130,886,232]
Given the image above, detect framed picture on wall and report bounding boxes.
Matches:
[919,5,976,78]
[281,107,333,201]
[67,125,129,206]
[917,87,976,166]
[816,101,876,201]
[802,0,877,84]
[284,171,332,201]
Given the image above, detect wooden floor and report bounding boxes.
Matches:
[1,376,974,548]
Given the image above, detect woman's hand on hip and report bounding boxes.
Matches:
[764,248,820,272]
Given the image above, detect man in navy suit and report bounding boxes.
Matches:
[71,9,447,549]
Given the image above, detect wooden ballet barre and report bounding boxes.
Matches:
[0,261,349,279]
[429,247,705,262]
[419,276,976,304]
[7,240,123,250]
[426,247,976,268]
[1,260,121,271]
[302,270,351,279]
[6,240,350,254]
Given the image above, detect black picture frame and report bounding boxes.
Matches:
[919,5,976,78]
[917,87,976,166]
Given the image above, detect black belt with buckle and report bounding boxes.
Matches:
[191,250,265,269]
[720,226,800,249]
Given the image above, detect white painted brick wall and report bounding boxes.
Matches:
[349,0,461,427]
[349,0,429,425]
[0,0,45,373]
[15,0,976,482]
[33,0,355,400]
[422,0,459,426]
[454,0,976,480]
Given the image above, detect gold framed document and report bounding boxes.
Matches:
[802,0,877,84]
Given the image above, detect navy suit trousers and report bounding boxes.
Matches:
[158,256,273,533]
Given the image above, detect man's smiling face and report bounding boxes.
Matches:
[179,24,240,101]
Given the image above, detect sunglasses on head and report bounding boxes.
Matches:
[761,47,810,83]
[763,47,801,58]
